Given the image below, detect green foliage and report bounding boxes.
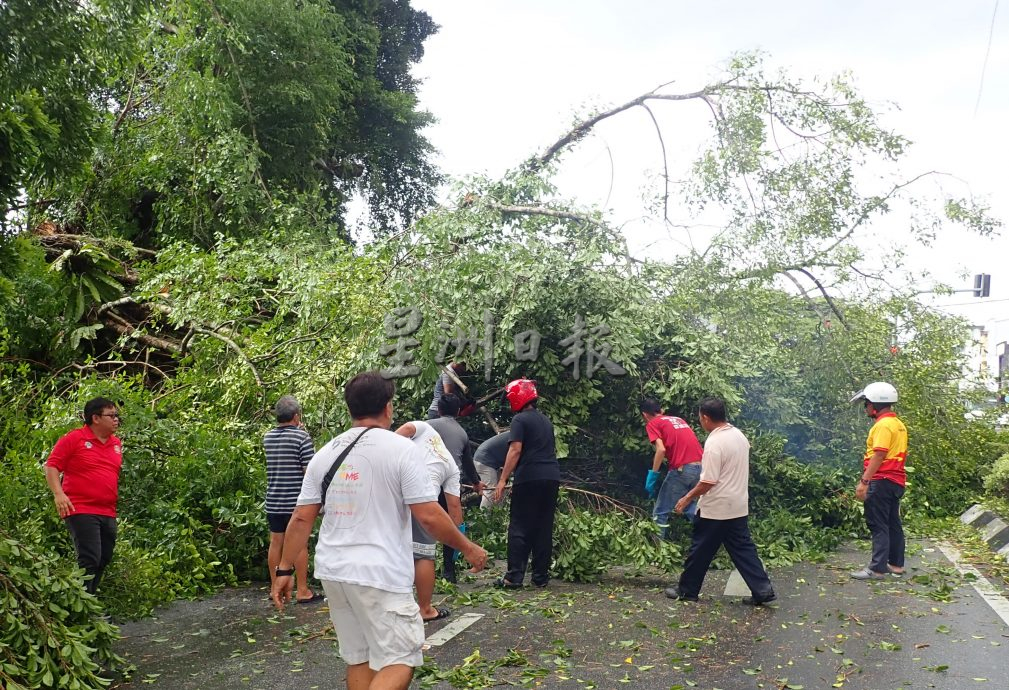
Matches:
[133,232,389,421]
[0,0,140,208]
[470,492,681,584]
[747,431,859,532]
[416,648,529,689]
[750,510,845,566]
[465,505,511,561]
[15,0,439,245]
[48,242,126,324]
[551,504,682,582]
[983,452,1009,497]
[0,532,123,690]
[0,237,67,359]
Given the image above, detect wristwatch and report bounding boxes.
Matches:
[859,478,870,486]
[275,566,295,577]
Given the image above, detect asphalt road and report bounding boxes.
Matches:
[112,540,1009,690]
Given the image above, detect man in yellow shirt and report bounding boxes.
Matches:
[849,382,908,580]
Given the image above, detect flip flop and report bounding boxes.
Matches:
[296,592,325,604]
[422,606,451,623]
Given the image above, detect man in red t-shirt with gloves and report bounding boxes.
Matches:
[640,399,703,538]
[45,397,124,594]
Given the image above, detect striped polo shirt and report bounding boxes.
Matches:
[264,425,315,514]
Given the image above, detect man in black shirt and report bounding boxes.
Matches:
[493,379,560,588]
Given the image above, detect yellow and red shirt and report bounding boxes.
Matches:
[864,411,907,487]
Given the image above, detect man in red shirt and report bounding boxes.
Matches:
[640,399,704,538]
[45,397,124,594]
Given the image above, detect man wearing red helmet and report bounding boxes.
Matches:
[493,378,560,588]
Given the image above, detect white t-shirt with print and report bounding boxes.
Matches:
[407,420,461,497]
[297,426,437,593]
[697,424,751,520]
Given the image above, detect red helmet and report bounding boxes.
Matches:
[505,378,538,412]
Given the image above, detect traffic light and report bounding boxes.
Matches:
[973,273,991,298]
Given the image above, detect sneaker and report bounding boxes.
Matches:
[663,586,698,602]
[850,568,886,580]
[741,592,777,606]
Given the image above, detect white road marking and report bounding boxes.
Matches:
[936,541,1009,629]
[423,612,484,647]
[723,569,750,597]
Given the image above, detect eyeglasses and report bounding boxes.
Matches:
[99,413,122,420]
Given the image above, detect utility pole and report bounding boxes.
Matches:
[998,341,1009,405]
[973,273,992,298]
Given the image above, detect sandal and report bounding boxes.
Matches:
[296,592,325,604]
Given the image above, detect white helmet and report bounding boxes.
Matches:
[849,382,898,405]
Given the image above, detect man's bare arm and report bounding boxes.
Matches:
[410,501,487,570]
[45,466,74,517]
[272,503,321,610]
[651,438,666,473]
[444,494,464,526]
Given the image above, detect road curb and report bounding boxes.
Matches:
[961,503,1009,561]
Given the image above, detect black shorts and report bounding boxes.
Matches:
[267,512,293,533]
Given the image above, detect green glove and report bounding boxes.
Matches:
[454,522,466,562]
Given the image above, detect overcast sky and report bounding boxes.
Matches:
[409,0,1009,375]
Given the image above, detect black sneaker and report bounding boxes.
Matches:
[741,592,777,606]
[494,577,523,589]
[663,586,698,602]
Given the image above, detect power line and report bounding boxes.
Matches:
[932,297,1009,308]
[975,0,1001,117]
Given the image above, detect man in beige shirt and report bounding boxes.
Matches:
[664,397,776,605]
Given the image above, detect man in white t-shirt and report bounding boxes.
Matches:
[663,397,775,606]
[396,420,462,623]
[272,372,488,690]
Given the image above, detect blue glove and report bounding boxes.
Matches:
[645,470,661,498]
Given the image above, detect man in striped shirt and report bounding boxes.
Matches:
[264,395,320,603]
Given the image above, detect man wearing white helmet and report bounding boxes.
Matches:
[849,382,908,580]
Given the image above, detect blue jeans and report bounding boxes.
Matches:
[653,463,701,527]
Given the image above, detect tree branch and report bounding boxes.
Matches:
[191,325,264,388]
[528,82,832,172]
[207,0,272,203]
[113,65,139,133]
[808,171,940,265]
[781,270,828,321]
[36,232,158,258]
[794,267,849,329]
[101,314,183,353]
[640,103,671,226]
[485,201,600,225]
[69,359,170,380]
[528,85,718,172]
